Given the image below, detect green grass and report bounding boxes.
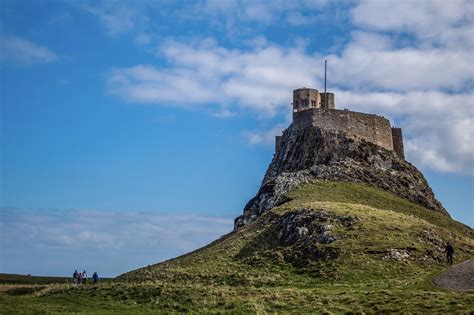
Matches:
[0,273,113,285]
[289,181,472,235]
[1,181,473,314]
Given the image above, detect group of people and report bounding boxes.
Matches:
[73,270,99,285]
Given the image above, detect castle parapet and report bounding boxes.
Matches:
[276,87,405,159]
[293,108,394,151]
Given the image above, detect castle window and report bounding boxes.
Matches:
[311,100,316,107]
[302,100,308,107]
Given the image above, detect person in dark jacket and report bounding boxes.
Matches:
[73,270,78,284]
[445,242,454,265]
[92,272,99,285]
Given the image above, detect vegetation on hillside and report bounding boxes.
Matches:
[1,181,473,314]
[0,273,112,286]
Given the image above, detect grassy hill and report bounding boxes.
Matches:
[1,181,473,314]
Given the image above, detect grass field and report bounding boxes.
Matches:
[0,274,72,285]
[0,273,113,285]
[1,181,473,314]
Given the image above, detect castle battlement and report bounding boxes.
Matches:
[278,88,405,159]
[293,87,335,112]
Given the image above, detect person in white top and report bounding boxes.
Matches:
[82,270,87,284]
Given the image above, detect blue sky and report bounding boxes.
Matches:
[1,0,473,277]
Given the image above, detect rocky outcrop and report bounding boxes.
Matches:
[276,208,348,246]
[235,125,448,229]
[236,208,352,267]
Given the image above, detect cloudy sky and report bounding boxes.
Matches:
[1,0,473,276]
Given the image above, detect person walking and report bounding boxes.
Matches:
[73,270,78,284]
[92,272,99,285]
[445,242,454,265]
[82,270,87,285]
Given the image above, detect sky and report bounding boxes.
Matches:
[0,0,473,277]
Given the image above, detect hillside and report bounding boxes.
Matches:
[236,126,448,229]
[1,181,473,313]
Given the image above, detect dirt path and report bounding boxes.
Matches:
[433,259,474,292]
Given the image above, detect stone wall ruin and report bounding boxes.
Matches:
[276,88,405,159]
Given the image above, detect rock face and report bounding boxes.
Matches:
[276,208,345,246]
[235,125,448,229]
[236,208,350,267]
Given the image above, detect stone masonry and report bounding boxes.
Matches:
[391,128,405,159]
[293,87,335,111]
[293,109,394,152]
[285,87,404,159]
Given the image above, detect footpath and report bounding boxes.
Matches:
[433,259,474,292]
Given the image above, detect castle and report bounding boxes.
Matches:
[276,88,405,159]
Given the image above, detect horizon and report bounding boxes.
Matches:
[1,0,473,277]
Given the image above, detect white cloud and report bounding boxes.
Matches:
[245,123,286,146]
[49,11,73,25]
[327,31,474,92]
[1,208,232,250]
[198,0,330,26]
[336,90,474,174]
[0,208,233,276]
[76,0,334,41]
[0,35,57,65]
[212,108,237,118]
[102,1,474,174]
[107,40,320,116]
[105,35,473,173]
[351,0,474,49]
[80,1,145,37]
[108,29,473,108]
[134,33,152,45]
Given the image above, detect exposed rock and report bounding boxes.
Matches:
[235,126,448,229]
[418,229,445,262]
[418,230,444,251]
[383,249,410,261]
[236,208,355,267]
[276,208,340,246]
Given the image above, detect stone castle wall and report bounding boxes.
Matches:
[293,108,394,151]
[391,128,405,159]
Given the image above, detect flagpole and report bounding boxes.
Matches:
[324,60,327,108]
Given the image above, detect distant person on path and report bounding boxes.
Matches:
[78,271,83,285]
[82,270,87,284]
[92,272,99,285]
[73,270,78,284]
[445,242,454,265]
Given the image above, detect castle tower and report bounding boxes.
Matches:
[292,88,335,113]
[293,88,320,112]
[320,92,335,109]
